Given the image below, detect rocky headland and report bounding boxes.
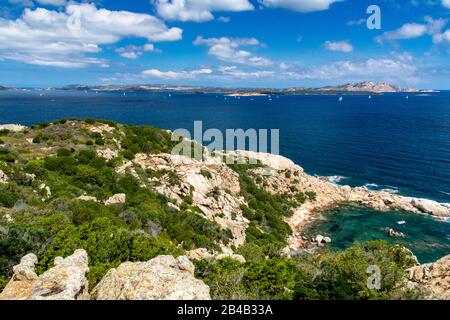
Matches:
[0,120,448,300]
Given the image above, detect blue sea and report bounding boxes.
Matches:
[1,89,449,262]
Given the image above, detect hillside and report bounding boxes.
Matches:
[0,119,448,300]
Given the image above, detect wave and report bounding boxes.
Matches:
[327,175,348,185]
[439,191,450,196]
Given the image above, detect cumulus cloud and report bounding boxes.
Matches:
[324,40,353,52]
[36,0,67,6]
[142,68,213,79]
[116,44,157,59]
[193,36,272,66]
[433,30,450,44]
[218,66,275,79]
[0,3,182,67]
[259,0,341,12]
[154,0,253,22]
[443,0,450,9]
[286,57,417,81]
[376,17,447,43]
[8,0,66,7]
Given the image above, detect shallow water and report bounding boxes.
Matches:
[305,205,450,263]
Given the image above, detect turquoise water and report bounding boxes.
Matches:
[306,205,450,263]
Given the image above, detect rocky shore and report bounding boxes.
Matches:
[117,149,449,252]
[0,120,448,300]
[1,249,448,300]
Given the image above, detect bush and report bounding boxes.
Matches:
[293,241,421,300]
[0,148,17,163]
[195,257,297,300]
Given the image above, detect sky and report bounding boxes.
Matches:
[0,0,449,88]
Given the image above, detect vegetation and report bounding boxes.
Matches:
[196,241,423,300]
[0,120,427,300]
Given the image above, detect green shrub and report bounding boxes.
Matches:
[293,241,421,300]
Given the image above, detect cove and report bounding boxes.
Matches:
[305,204,450,263]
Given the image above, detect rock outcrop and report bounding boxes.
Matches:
[407,254,450,299]
[105,193,126,205]
[385,227,405,238]
[119,153,249,246]
[114,149,450,252]
[0,169,8,184]
[187,248,246,263]
[0,250,89,300]
[91,255,211,300]
[0,124,27,132]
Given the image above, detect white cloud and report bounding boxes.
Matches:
[324,40,353,52]
[8,0,67,7]
[154,0,254,22]
[218,66,275,79]
[142,68,213,79]
[193,36,273,66]
[286,57,417,81]
[217,16,230,23]
[347,18,366,26]
[36,0,66,6]
[259,0,341,12]
[433,30,450,44]
[116,44,157,59]
[443,0,450,9]
[376,17,447,43]
[0,3,182,68]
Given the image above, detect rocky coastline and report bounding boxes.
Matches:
[0,120,448,300]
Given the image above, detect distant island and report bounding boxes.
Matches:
[0,81,439,95]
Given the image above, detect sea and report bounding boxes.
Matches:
[0,89,449,262]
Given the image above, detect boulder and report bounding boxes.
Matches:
[187,248,246,263]
[0,169,8,184]
[315,235,324,244]
[410,199,449,218]
[91,255,211,300]
[385,227,405,238]
[0,250,89,300]
[96,148,119,161]
[105,193,126,205]
[407,254,450,299]
[78,195,98,202]
[323,236,332,244]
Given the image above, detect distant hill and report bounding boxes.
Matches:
[60,81,426,95]
[318,81,419,93]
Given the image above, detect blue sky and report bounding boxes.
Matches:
[0,0,450,88]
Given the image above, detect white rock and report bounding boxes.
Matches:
[410,198,449,218]
[78,195,98,202]
[96,148,119,161]
[91,255,211,300]
[0,124,27,132]
[105,193,126,205]
[315,235,324,244]
[0,250,89,300]
[0,169,8,184]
